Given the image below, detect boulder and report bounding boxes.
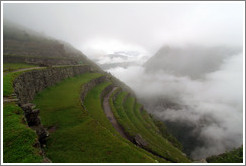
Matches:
[134,134,148,147]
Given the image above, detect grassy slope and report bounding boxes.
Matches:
[134,102,183,151]
[3,64,188,163]
[3,63,38,72]
[33,73,158,162]
[111,92,138,137]
[3,103,43,163]
[84,82,167,162]
[112,91,190,163]
[206,146,243,163]
[151,118,183,151]
[3,71,25,96]
[124,97,170,153]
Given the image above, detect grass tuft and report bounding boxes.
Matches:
[3,71,24,96]
[3,103,43,163]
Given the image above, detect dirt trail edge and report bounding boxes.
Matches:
[103,87,177,163]
[103,87,128,139]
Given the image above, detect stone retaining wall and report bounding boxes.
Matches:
[80,76,107,102]
[100,84,115,105]
[112,88,122,102]
[14,65,92,104]
[122,93,130,105]
[12,65,93,151]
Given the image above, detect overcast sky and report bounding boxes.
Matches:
[3,2,244,58]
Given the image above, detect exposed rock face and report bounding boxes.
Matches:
[19,103,48,145]
[20,103,40,126]
[14,65,92,104]
[134,134,148,148]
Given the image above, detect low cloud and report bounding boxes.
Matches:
[108,51,243,159]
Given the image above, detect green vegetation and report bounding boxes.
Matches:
[108,89,169,162]
[3,21,95,66]
[3,71,24,96]
[152,118,183,151]
[3,65,83,96]
[33,73,163,162]
[3,63,37,72]
[3,103,43,163]
[110,90,190,163]
[206,146,243,163]
[84,82,114,129]
[3,21,192,163]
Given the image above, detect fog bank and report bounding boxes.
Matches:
[108,49,243,159]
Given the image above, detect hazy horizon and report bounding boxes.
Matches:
[3,2,244,59]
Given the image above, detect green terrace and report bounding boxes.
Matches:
[33,73,163,162]
[110,89,190,163]
[3,63,190,163]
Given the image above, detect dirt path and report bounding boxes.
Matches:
[3,97,19,103]
[3,67,45,76]
[11,67,45,72]
[3,64,82,75]
[103,88,176,163]
[103,87,128,139]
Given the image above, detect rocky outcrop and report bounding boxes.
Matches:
[14,65,92,104]
[19,103,48,145]
[20,103,40,126]
[134,134,148,148]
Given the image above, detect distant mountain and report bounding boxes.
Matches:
[3,20,93,66]
[141,44,243,158]
[99,62,137,70]
[94,51,145,70]
[107,54,129,60]
[144,45,241,79]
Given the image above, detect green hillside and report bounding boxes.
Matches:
[32,74,162,162]
[3,103,43,163]
[206,146,243,163]
[2,22,192,163]
[3,66,190,163]
[110,90,189,162]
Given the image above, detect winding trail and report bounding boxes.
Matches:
[102,87,177,163]
[103,87,128,139]
[3,67,45,76]
[3,64,84,75]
